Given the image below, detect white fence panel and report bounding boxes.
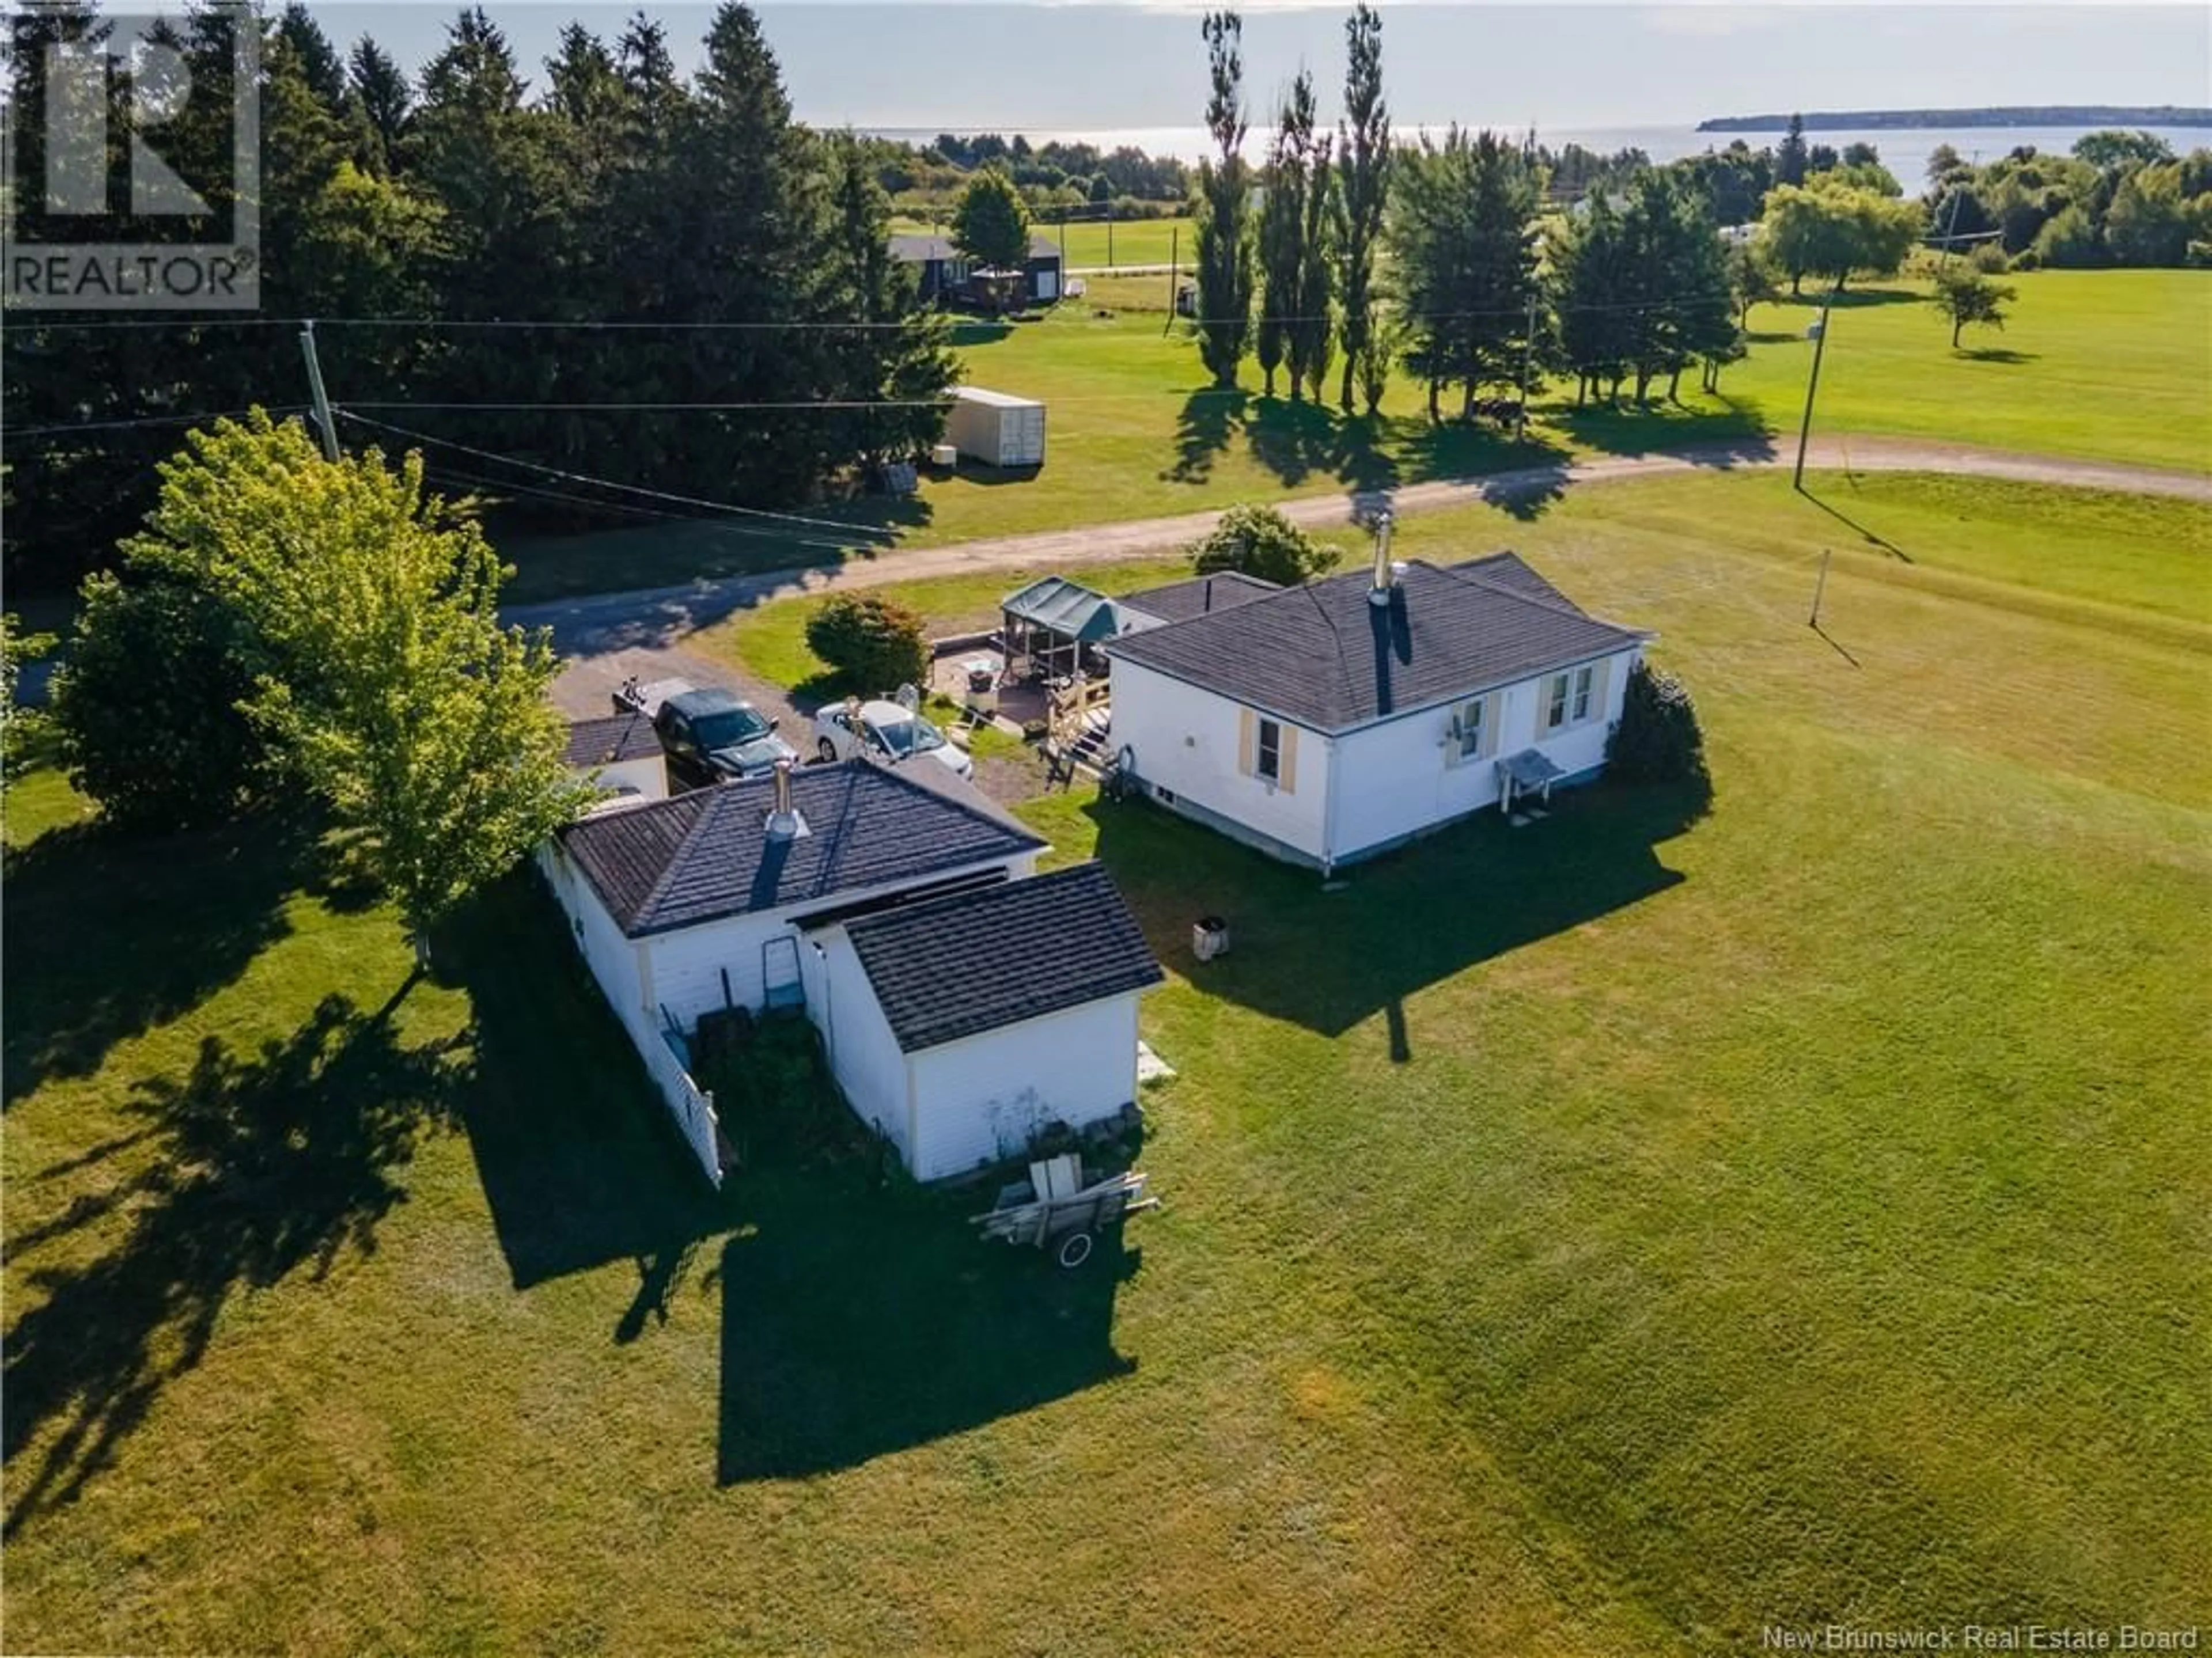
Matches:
[642,1027,723,1187]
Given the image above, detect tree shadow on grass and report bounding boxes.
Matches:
[431,872,734,1301]
[717,1174,1139,1482]
[1554,397,1779,466]
[1083,779,1707,1047]
[1,810,315,1108]
[1161,386,1247,484]
[1957,347,2038,365]
[2,988,459,1536]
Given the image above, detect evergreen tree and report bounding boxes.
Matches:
[825,134,959,464]
[952,166,1032,268]
[1777,113,1808,187]
[1193,11,1255,388]
[1334,3,1390,412]
[1389,129,1541,419]
[1552,194,1635,404]
[347,36,414,176]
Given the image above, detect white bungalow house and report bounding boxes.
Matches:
[1103,537,1650,872]
[539,759,1161,1184]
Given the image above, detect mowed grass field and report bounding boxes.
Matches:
[891,214,1195,268]
[5,473,2208,1656]
[498,269,2210,604]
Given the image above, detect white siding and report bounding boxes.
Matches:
[801,926,915,1162]
[1327,647,1641,863]
[1109,658,1330,863]
[537,842,656,1045]
[906,996,1141,1182]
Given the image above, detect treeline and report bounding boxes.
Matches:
[1925,132,2212,268]
[1702,106,2212,132]
[905,132,1190,210]
[1189,14,1910,419]
[2,3,953,588]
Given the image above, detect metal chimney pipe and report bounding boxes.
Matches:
[1368,511,1396,607]
[766,758,798,838]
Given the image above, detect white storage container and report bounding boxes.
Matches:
[944,386,1046,469]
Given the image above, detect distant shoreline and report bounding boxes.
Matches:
[1699,106,2212,134]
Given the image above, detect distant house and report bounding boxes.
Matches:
[539,760,1161,1183]
[1104,541,1650,872]
[890,232,1065,307]
[562,710,668,813]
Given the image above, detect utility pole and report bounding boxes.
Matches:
[1107,208,1115,269]
[1791,284,1839,491]
[1808,549,1832,628]
[1164,225,1179,337]
[299,320,339,461]
[1515,291,1539,443]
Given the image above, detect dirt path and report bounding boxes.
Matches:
[514,435,2210,712]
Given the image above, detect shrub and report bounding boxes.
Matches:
[1968,241,2011,275]
[1605,661,1710,788]
[51,574,275,829]
[1188,503,1342,586]
[2032,203,2103,268]
[804,593,930,695]
[1,613,55,784]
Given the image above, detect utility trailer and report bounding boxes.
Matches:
[971,1153,1156,1269]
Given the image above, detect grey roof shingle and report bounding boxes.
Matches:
[843,862,1164,1053]
[562,711,661,769]
[889,232,1061,263]
[1119,571,1282,625]
[556,760,1046,938]
[1104,555,1647,733]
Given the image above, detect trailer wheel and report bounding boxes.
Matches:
[1055,1230,1094,1270]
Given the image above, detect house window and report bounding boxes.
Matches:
[1456,697,1486,760]
[1545,674,1570,733]
[1255,718,1283,782]
[1571,665,1595,722]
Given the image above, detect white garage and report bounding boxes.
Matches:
[805,863,1164,1181]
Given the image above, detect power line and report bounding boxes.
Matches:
[431,464,860,551]
[336,410,897,542]
[3,405,305,439]
[343,398,955,412]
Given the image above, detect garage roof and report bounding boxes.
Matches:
[557,760,1044,937]
[844,862,1164,1053]
[562,710,660,769]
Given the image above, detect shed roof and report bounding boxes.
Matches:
[1104,554,1647,734]
[1001,574,1123,644]
[844,862,1164,1053]
[562,710,660,769]
[1118,571,1282,626]
[556,760,1045,938]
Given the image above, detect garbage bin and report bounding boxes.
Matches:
[1192,916,1230,962]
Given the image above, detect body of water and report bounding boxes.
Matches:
[872,122,2211,181]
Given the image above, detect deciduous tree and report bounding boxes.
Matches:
[1334,3,1391,412]
[1193,11,1255,388]
[1930,267,2016,348]
[952,165,1032,268]
[1188,503,1340,585]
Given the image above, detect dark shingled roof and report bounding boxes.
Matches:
[1119,571,1282,625]
[1104,554,1647,734]
[889,232,1061,263]
[556,760,1046,938]
[562,711,661,769]
[843,862,1164,1053]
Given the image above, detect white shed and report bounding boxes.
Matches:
[1105,548,1650,871]
[806,863,1162,1181]
[945,386,1046,468]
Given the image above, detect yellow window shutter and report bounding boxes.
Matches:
[1591,658,1612,720]
[1482,693,1501,757]
[1237,707,1256,776]
[1278,725,1298,793]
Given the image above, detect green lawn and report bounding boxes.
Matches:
[891,215,1195,269]
[7,472,2207,1655]
[498,270,2210,606]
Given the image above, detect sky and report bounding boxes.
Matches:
[317,3,2211,135]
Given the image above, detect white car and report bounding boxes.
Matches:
[813,698,974,780]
